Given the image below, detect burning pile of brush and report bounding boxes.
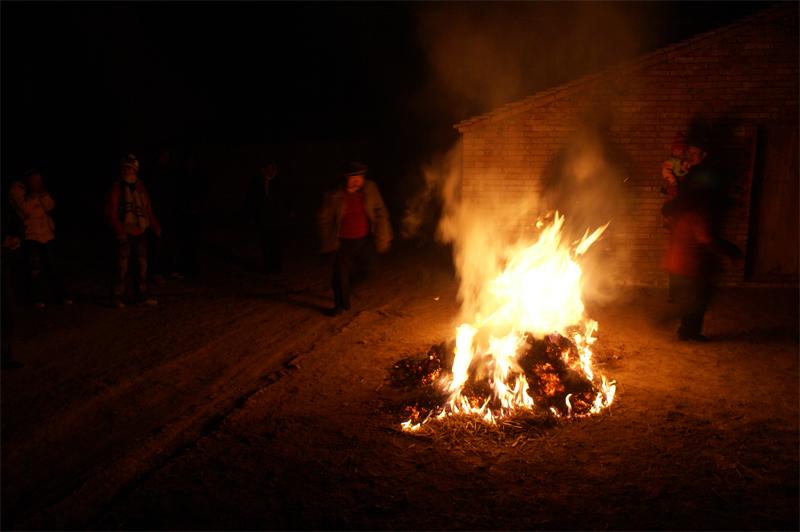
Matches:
[398,213,616,432]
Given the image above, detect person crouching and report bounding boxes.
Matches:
[318,161,392,316]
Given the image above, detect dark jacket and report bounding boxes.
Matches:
[248,173,291,228]
[318,179,392,253]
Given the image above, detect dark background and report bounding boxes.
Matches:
[1,1,770,240]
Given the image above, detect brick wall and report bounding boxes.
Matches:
[457,5,798,286]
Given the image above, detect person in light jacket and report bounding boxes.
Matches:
[106,154,161,307]
[9,168,69,308]
[318,161,392,316]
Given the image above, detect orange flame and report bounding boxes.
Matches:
[403,212,616,430]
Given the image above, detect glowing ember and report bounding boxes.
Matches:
[402,212,616,431]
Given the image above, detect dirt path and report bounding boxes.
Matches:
[2,245,798,530]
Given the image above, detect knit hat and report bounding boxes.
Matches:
[344,161,368,176]
[121,154,140,172]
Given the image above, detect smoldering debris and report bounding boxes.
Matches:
[389,331,613,443]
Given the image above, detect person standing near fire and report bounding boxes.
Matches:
[662,140,741,341]
[318,161,392,316]
[248,160,291,275]
[2,192,25,369]
[106,154,161,307]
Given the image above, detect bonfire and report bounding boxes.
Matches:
[401,212,616,431]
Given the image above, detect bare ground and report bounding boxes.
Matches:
[2,238,798,530]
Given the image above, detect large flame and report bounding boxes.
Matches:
[402,212,616,431]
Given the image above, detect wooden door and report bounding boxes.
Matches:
[747,124,800,282]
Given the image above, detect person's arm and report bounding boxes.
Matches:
[661,161,677,184]
[38,191,55,212]
[691,213,741,260]
[690,213,713,246]
[9,182,31,220]
[318,192,338,253]
[106,183,126,240]
[369,183,393,252]
[713,238,743,260]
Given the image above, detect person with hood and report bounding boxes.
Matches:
[106,154,161,307]
[9,168,70,308]
[318,161,392,316]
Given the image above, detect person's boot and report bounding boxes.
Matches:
[113,281,126,308]
[137,282,158,306]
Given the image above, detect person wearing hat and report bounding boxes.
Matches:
[106,154,161,307]
[318,161,392,316]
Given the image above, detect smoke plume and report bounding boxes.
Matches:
[401,3,652,308]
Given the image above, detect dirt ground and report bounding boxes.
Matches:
[2,236,798,530]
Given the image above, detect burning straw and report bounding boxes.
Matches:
[398,213,616,433]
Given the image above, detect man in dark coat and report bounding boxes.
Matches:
[249,160,290,274]
[662,141,740,340]
[2,192,25,368]
[318,161,392,316]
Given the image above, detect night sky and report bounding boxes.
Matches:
[1,1,770,225]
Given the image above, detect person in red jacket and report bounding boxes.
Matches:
[106,154,161,307]
[318,161,392,316]
[663,190,714,341]
[663,185,741,341]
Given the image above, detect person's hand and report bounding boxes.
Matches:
[117,234,127,243]
[3,236,21,250]
[376,239,391,253]
[154,228,162,238]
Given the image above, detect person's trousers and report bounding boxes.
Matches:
[259,225,283,274]
[25,240,65,303]
[114,234,149,297]
[672,274,712,338]
[668,273,677,302]
[2,249,18,361]
[331,237,373,310]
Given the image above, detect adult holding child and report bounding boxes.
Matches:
[662,137,741,340]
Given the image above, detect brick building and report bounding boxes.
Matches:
[455,4,798,286]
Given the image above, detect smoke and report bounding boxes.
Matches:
[400,2,646,309]
[538,122,633,303]
[409,130,631,323]
[414,2,649,117]
[399,159,440,240]
[406,143,541,320]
